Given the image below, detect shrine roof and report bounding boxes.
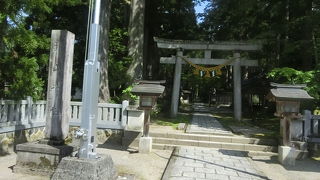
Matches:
[132,82,165,96]
[268,83,313,101]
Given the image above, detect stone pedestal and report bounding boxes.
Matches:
[139,136,152,153]
[51,154,117,180]
[278,146,299,166]
[13,142,76,176]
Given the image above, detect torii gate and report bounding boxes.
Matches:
[154,38,262,121]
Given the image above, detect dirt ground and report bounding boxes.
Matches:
[97,144,172,180]
[0,144,172,180]
[0,153,48,180]
[251,155,320,180]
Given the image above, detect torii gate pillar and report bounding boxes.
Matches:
[171,51,183,117]
[233,52,242,121]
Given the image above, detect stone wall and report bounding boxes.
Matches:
[0,127,46,155]
[0,127,123,156]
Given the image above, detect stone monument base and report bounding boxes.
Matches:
[51,154,117,180]
[278,146,299,166]
[139,136,152,153]
[13,141,76,176]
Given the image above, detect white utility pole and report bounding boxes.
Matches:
[76,0,102,159]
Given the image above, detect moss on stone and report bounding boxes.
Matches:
[1,137,13,145]
[39,157,53,168]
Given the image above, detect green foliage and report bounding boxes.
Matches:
[121,86,137,103]
[201,0,319,70]
[0,8,50,100]
[152,113,191,129]
[108,28,132,99]
[267,67,313,84]
[0,0,85,100]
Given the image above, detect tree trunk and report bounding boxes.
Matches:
[127,0,145,81]
[98,0,112,103]
[313,31,319,65]
[0,17,7,96]
[301,0,313,70]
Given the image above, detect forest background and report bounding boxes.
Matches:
[0,0,319,111]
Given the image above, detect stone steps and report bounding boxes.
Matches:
[149,132,277,146]
[152,143,278,157]
[153,138,277,152]
[122,131,278,153]
[185,130,234,136]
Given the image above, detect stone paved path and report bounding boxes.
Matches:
[163,146,269,180]
[186,113,233,136]
[192,103,233,114]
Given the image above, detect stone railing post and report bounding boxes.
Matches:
[121,100,129,128]
[26,96,33,123]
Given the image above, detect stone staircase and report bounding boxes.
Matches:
[122,131,278,154]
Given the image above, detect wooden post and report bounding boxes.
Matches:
[171,51,183,117]
[44,30,75,143]
[143,109,151,137]
[233,52,242,121]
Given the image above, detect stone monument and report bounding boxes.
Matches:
[14,30,76,176]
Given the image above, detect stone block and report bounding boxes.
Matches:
[278,146,299,166]
[139,136,152,153]
[13,142,76,176]
[290,120,303,141]
[194,167,215,173]
[126,108,144,131]
[184,162,204,168]
[182,171,205,178]
[205,173,229,180]
[215,169,238,176]
[221,143,245,151]
[211,136,231,143]
[205,142,222,149]
[51,154,117,180]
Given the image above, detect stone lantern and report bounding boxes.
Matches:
[267,83,313,165]
[131,80,165,153]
